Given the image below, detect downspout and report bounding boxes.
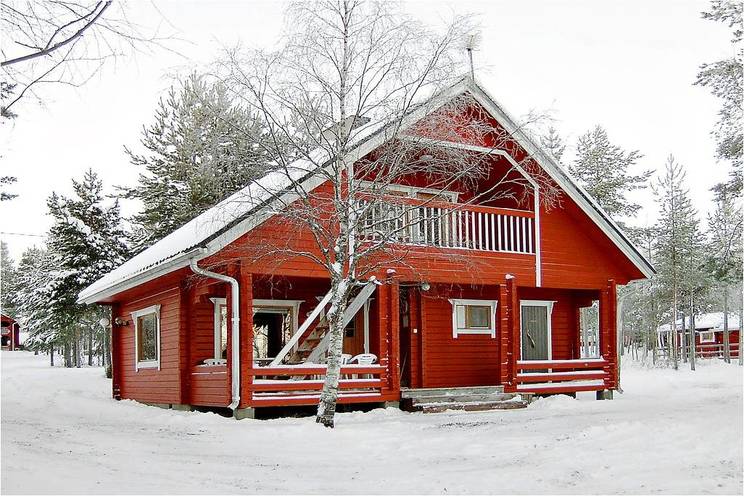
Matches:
[189,255,241,410]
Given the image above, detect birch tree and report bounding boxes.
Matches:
[213,0,558,427]
[1,0,171,116]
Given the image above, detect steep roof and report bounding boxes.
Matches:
[79,78,654,304]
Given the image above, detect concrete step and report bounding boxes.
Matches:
[411,393,517,404]
[416,398,528,413]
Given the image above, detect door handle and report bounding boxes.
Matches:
[526,331,536,348]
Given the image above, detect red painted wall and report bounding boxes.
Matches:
[113,286,184,405]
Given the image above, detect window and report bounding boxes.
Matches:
[450,299,497,338]
[131,305,161,370]
[210,298,228,360]
[700,331,715,343]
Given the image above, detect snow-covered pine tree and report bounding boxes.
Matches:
[13,246,63,365]
[570,125,651,220]
[705,182,743,363]
[122,72,270,250]
[1,241,18,318]
[653,156,705,370]
[695,0,743,180]
[46,169,129,368]
[539,126,566,164]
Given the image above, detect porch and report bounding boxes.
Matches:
[187,274,401,410]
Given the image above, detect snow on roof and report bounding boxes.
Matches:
[657,312,741,333]
[79,77,653,304]
[77,114,392,304]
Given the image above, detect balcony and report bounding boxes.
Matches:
[358,198,535,255]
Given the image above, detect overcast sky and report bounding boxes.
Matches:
[0,0,734,259]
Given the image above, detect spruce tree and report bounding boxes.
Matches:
[1,241,18,317]
[45,169,129,367]
[14,246,64,361]
[539,126,566,163]
[122,72,270,250]
[570,125,651,220]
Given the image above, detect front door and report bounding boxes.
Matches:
[520,303,551,360]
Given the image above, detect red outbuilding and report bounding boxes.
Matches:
[79,79,653,417]
[1,314,20,351]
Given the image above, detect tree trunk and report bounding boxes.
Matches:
[50,344,55,367]
[689,297,696,371]
[88,328,94,366]
[671,288,679,370]
[73,330,81,368]
[739,309,743,366]
[64,340,72,368]
[722,286,731,363]
[680,311,687,363]
[316,281,350,428]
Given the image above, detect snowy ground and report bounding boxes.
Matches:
[2,351,742,495]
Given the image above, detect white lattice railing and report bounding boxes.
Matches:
[358,199,535,255]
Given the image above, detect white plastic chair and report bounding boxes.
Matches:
[341,353,353,364]
[349,353,377,378]
[350,353,377,365]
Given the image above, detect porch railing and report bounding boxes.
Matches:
[358,199,535,255]
[249,364,387,406]
[515,358,610,393]
[695,342,740,359]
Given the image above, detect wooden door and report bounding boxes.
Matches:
[521,305,550,360]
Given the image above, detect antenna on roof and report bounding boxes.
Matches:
[464,32,482,80]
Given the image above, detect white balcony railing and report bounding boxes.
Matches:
[358,200,535,255]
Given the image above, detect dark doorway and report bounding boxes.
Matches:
[253,311,289,359]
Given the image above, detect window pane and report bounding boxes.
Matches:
[138,314,157,361]
[456,305,466,329]
[467,306,490,328]
[219,305,228,358]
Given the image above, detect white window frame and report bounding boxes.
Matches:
[699,331,715,343]
[252,299,304,357]
[210,297,227,361]
[519,300,555,360]
[449,299,497,338]
[132,304,161,371]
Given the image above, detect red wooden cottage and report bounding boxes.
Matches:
[658,312,741,360]
[79,79,653,418]
[1,313,20,351]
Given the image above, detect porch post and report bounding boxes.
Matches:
[177,282,192,408]
[504,274,520,392]
[598,279,617,398]
[389,281,401,396]
[376,283,392,397]
[111,303,122,400]
[238,264,253,411]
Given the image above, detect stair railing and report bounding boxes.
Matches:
[305,281,378,364]
[269,291,333,366]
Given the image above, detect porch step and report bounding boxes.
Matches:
[416,398,529,414]
[411,392,516,404]
[401,385,504,399]
[401,386,531,413]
